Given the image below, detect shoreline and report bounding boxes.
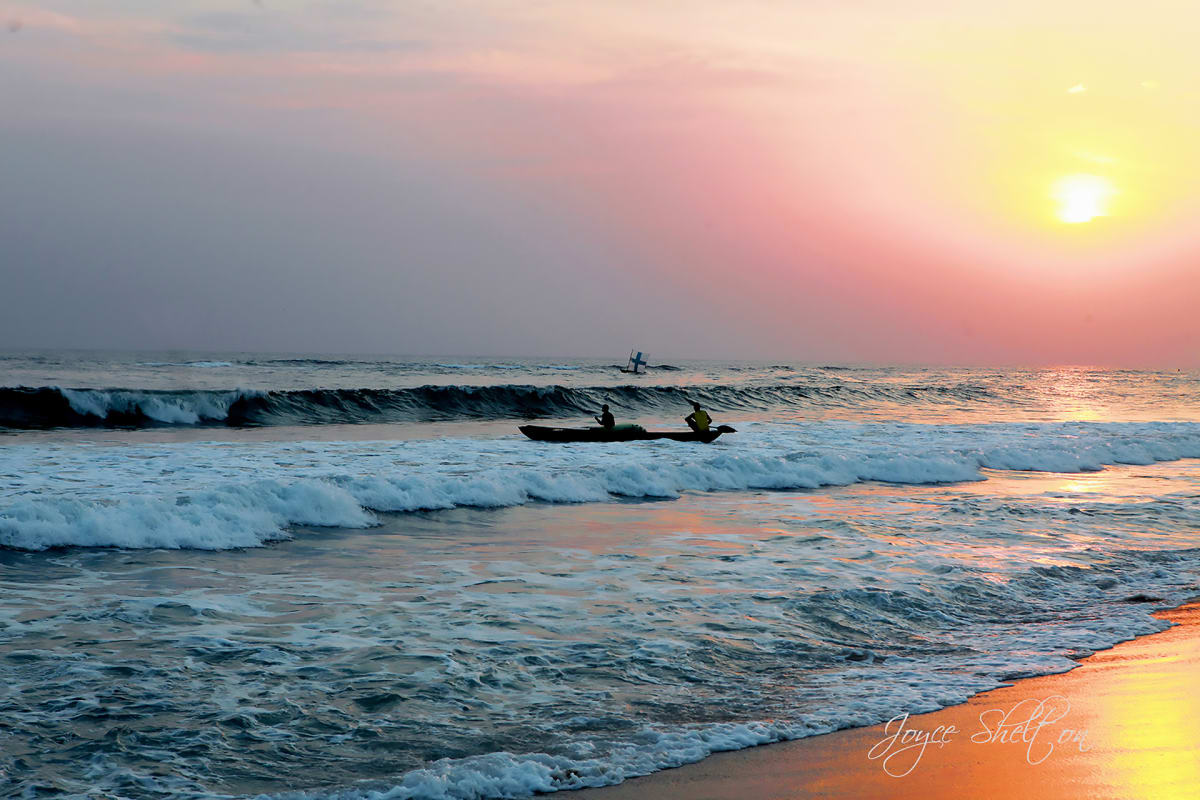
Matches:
[574,602,1200,800]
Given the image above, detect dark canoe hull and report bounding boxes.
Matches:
[519,425,724,443]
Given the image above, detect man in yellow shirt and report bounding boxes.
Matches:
[684,402,711,433]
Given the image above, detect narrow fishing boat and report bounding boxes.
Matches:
[519,423,735,443]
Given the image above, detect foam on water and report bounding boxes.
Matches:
[4,356,1200,800]
[5,357,1198,429]
[3,420,1199,551]
[4,479,1197,800]
[0,381,1000,430]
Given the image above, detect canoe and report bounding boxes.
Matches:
[519,424,734,443]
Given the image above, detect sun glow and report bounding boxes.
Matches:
[1053,174,1116,223]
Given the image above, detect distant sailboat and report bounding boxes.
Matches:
[620,350,647,374]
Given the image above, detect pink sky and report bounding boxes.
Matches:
[3,1,1198,364]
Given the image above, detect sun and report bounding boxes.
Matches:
[1052,174,1116,224]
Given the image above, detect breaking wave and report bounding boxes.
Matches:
[4,420,1199,551]
[0,382,997,429]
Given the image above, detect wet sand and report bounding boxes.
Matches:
[576,603,1200,800]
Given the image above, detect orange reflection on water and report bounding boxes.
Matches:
[1035,367,1114,422]
[975,465,1165,505]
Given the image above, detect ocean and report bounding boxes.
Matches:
[2,351,1199,799]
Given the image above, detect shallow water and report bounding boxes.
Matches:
[4,466,1199,799]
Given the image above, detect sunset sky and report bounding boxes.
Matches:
[3,1,1198,364]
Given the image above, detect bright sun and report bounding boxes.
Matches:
[1052,173,1117,224]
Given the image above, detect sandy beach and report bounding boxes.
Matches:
[576,602,1200,800]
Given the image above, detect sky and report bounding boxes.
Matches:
[2,1,1199,365]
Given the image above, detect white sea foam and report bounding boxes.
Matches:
[257,606,1174,800]
[7,362,1200,800]
[5,448,1198,800]
[264,722,813,800]
[3,421,1200,551]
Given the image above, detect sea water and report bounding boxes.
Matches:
[1,352,1198,798]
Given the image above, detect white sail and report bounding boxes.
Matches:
[623,350,647,374]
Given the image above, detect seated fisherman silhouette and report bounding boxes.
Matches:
[595,404,615,429]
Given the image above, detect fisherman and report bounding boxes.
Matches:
[684,401,711,433]
[594,404,615,430]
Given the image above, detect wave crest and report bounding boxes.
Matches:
[0,382,996,429]
[5,420,1199,551]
